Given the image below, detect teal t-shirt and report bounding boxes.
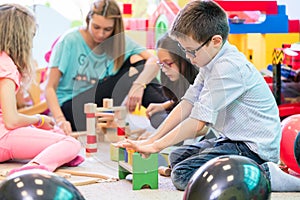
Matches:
[49,27,145,105]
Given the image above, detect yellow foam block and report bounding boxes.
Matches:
[131,104,146,117]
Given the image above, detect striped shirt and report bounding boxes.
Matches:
[183,41,281,163]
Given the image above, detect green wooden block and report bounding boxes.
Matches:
[132,152,158,190]
[118,148,159,190]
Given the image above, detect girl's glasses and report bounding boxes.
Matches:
[156,61,174,69]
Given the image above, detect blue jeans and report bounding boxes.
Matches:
[169,138,269,190]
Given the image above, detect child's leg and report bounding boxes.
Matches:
[261,162,300,191]
[168,138,217,190]
[169,140,264,191]
[169,138,216,168]
[4,127,82,171]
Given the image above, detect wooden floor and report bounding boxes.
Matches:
[1,137,300,200]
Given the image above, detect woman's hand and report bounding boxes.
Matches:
[146,103,164,118]
[55,120,72,135]
[54,115,72,135]
[126,82,145,112]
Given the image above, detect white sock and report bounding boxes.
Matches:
[268,162,300,191]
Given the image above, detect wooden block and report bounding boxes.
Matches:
[158,166,171,177]
[110,143,119,161]
[55,169,118,181]
[55,171,72,178]
[119,161,133,173]
[72,178,102,186]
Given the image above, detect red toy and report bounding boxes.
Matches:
[280,114,300,174]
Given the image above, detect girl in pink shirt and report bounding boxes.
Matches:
[0,3,83,175]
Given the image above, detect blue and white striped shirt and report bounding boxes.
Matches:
[183,41,281,163]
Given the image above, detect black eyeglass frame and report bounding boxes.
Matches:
[178,36,212,58]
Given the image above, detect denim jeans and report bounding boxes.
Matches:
[169,138,269,190]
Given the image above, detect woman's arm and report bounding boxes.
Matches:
[0,78,54,129]
[45,68,72,134]
[126,50,160,112]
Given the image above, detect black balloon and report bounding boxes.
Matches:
[0,169,85,200]
[183,155,271,200]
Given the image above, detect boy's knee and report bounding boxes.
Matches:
[169,150,181,167]
[168,147,186,166]
[168,150,176,163]
[171,169,189,191]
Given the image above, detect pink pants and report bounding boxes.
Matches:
[0,126,82,171]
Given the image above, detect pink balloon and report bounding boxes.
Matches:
[280,114,300,174]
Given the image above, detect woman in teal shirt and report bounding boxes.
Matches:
[45,0,166,133]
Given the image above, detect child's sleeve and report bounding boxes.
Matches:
[0,59,21,92]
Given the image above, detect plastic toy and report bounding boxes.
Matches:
[280,114,300,174]
[268,44,300,117]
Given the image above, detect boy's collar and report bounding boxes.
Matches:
[203,41,229,70]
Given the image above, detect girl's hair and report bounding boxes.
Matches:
[156,33,198,105]
[0,3,36,86]
[170,0,229,44]
[86,0,125,71]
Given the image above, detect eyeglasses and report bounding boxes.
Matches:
[178,37,212,58]
[156,61,174,69]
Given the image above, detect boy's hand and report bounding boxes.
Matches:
[113,139,159,154]
[137,131,153,140]
[113,139,141,148]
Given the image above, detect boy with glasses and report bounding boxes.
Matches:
[117,0,300,191]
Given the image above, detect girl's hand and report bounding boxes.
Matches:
[36,115,55,130]
[146,103,164,118]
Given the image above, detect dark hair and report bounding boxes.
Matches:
[156,33,198,106]
[170,0,229,44]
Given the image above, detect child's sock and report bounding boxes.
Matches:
[63,155,85,167]
[268,162,300,191]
